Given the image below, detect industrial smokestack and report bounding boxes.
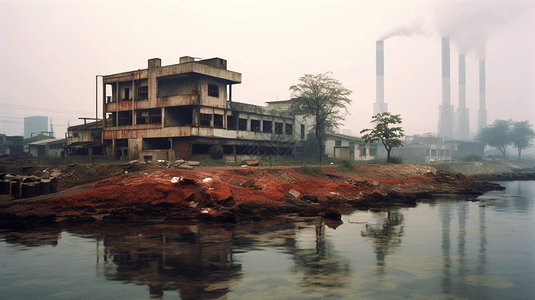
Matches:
[438,37,454,138]
[455,54,470,139]
[374,40,388,115]
[477,60,487,132]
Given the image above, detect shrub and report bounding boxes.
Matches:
[462,155,482,162]
[389,156,403,164]
[209,144,224,160]
[299,165,322,175]
[338,159,354,172]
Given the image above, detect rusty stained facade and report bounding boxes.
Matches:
[102,56,304,162]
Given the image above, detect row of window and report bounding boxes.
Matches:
[107,109,162,127]
[106,110,303,138]
[426,149,451,157]
[334,140,377,156]
[108,83,219,103]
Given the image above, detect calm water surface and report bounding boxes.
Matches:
[1,181,534,300]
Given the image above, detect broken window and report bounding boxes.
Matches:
[118,111,133,126]
[208,84,219,97]
[106,112,117,127]
[285,123,293,135]
[274,122,283,134]
[238,118,247,131]
[136,109,161,124]
[137,86,148,100]
[359,147,366,156]
[263,120,272,133]
[251,120,260,132]
[214,114,223,128]
[200,114,212,126]
[115,139,128,148]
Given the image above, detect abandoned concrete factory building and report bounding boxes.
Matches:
[102,56,304,161]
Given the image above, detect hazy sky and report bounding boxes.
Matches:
[1,0,534,138]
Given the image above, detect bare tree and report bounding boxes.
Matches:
[289,73,352,161]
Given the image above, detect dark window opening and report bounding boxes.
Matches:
[200,114,212,126]
[214,114,223,128]
[274,122,283,134]
[144,156,152,163]
[251,120,260,132]
[369,147,377,156]
[263,120,272,133]
[137,86,148,100]
[285,123,293,135]
[349,142,355,157]
[115,139,128,148]
[136,109,161,124]
[227,116,236,130]
[238,118,248,131]
[142,138,170,150]
[164,106,193,127]
[124,88,130,101]
[301,124,305,140]
[118,111,133,126]
[335,140,342,147]
[359,147,366,156]
[192,144,211,154]
[73,133,79,138]
[208,84,219,97]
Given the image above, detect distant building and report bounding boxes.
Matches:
[65,121,108,161]
[324,133,383,161]
[24,116,48,139]
[395,134,484,163]
[28,138,67,157]
[0,134,24,156]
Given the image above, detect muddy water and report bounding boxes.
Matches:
[1,181,534,300]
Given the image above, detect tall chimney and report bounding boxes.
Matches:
[374,40,388,115]
[477,60,487,132]
[438,37,454,138]
[455,54,470,139]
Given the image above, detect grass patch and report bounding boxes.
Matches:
[298,165,322,175]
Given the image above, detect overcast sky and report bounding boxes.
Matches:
[1,0,533,138]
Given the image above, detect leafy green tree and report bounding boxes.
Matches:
[289,72,352,162]
[360,112,404,163]
[476,119,513,160]
[511,120,535,160]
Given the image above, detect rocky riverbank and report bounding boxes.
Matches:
[0,162,505,230]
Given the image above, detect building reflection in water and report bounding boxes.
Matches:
[360,210,404,279]
[83,219,352,299]
[289,221,351,292]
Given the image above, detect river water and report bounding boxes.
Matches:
[1,181,534,300]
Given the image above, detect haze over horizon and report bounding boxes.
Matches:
[1,0,533,139]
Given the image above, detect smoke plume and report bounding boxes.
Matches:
[378,18,427,41]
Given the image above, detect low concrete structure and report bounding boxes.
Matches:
[28,138,67,157]
[324,133,382,161]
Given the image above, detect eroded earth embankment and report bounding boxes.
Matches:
[0,164,504,229]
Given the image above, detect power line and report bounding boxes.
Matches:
[0,103,94,114]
